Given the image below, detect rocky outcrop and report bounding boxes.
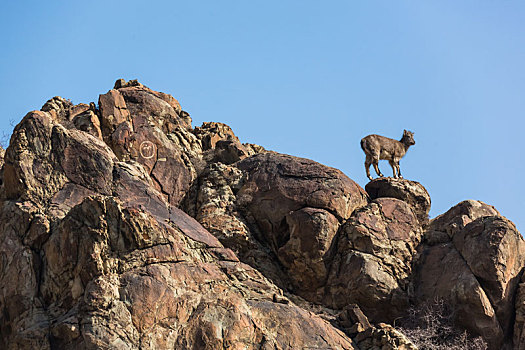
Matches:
[1,79,524,349]
[415,200,525,349]
[514,275,525,350]
[326,197,423,321]
[236,152,368,299]
[365,177,431,225]
[0,80,359,349]
[337,304,417,350]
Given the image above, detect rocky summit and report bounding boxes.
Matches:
[0,79,523,350]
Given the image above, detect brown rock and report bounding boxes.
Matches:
[0,85,360,348]
[325,198,422,321]
[190,162,291,289]
[237,152,368,250]
[429,199,499,238]
[243,143,266,156]
[71,110,103,139]
[2,111,116,203]
[98,89,131,137]
[212,139,250,164]
[0,145,4,168]
[365,177,431,225]
[235,152,368,301]
[0,192,358,349]
[278,207,339,299]
[514,275,525,350]
[413,242,503,348]
[337,304,373,332]
[454,216,525,344]
[194,122,240,150]
[41,96,74,123]
[97,84,198,205]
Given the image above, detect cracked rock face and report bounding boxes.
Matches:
[0,80,358,350]
[325,198,422,321]
[365,177,431,225]
[415,201,525,349]
[235,152,369,300]
[1,79,524,350]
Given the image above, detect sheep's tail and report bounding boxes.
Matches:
[360,138,366,152]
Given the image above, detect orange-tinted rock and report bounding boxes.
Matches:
[514,275,525,350]
[189,162,291,289]
[4,79,523,349]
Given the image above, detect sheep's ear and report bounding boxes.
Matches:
[403,129,408,135]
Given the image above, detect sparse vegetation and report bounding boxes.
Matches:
[397,299,488,350]
[0,118,16,149]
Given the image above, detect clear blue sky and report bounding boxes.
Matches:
[1,1,524,233]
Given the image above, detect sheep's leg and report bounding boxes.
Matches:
[389,160,398,178]
[372,159,383,178]
[397,163,403,178]
[365,155,373,180]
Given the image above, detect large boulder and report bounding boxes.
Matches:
[236,152,368,299]
[325,198,423,321]
[413,242,503,348]
[98,85,199,206]
[0,194,358,349]
[236,152,368,245]
[415,201,525,349]
[428,199,499,238]
[188,162,290,288]
[514,275,525,350]
[453,216,525,344]
[277,207,340,300]
[365,177,431,225]
[2,111,116,204]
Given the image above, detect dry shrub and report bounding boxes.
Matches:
[397,299,487,350]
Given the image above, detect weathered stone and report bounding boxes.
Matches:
[190,162,291,289]
[41,96,73,123]
[454,216,525,344]
[212,139,250,164]
[2,111,116,203]
[98,89,131,137]
[278,207,339,300]
[0,145,4,168]
[243,143,266,156]
[429,199,499,238]
[413,242,503,348]
[337,304,373,331]
[3,79,523,350]
[325,198,422,321]
[194,122,240,150]
[514,275,525,350]
[72,110,103,139]
[237,152,368,251]
[365,177,431,225]
[98,84,198,205]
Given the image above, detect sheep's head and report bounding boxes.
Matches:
[402,130,415,145]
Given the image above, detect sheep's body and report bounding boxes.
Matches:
[360,130,415,180]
